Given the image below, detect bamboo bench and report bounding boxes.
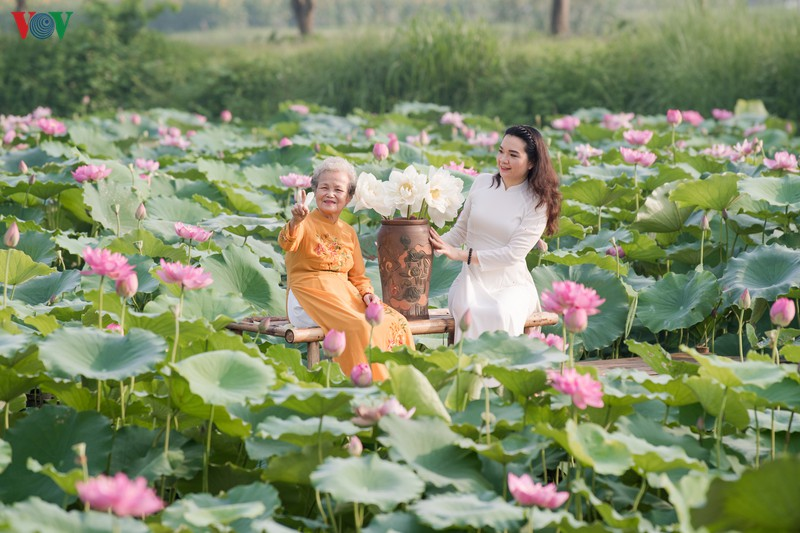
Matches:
[227,308,559,368]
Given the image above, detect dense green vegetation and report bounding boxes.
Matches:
[0,1,799,125]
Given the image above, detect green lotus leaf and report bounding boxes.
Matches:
[0,250,54,286]
[688,350,797,389]
[551,217,588,240]
[145,289,251,329]
[388,363,451,422]
[255,414,358,446]
[310,455,425,512]
[268,384,374,417]
[169,377,251,438]
[460,331,567,369]
[0,331,30,360]
[622,231,667,262]
[459,431,548,464]
[425,252,462,299]
[0,363,41,402]
[200,214,285,235]
[0,498,150,533]
[615,413,709,463]
[82,176,145,234]
[533,264,629,350]
[109,426,203,482]
[562,179,634,208]
[719,244,799,304]
[408,492,524,530]
[0,439,10,474]
[364,512,436,533]
[541,250,629,276]
[378,416,491,492]
[692,456,799,533]
[483,366,551,399]
[636,271,721,333]
[174,350,275,406]
[245,145,314,168]
[38,327,167,381]
[685,376,750,429]
[201,244,286,315]
[624,340,699,379]
[0,405,113,504]
[69,123,123,158]
[598,372,670,407]
[738,175,799,211]
[2,229,56,265]
[633,181,695,233]
[12,270,81,306]
[669,172,742,211]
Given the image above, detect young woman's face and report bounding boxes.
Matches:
[315,170,352,217]
[497,134,534,181]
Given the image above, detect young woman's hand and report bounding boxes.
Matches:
[429,228,464,262]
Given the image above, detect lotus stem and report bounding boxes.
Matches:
[785,411,794,450]
[541,448,548,484]
[754,408,760,469]
[715,386,728,467]
[119,381,126,423]
[737,310,745,362]
[314,490,329,530]
[770,328,780,365]
[567,331,575,368]
[631,475,647,512]
[170,289,185,365]
[97,380,103,412]
[3,250,10,307]
[455,334,464,410]
[484,382,491,445]
[770,410,776,461]
[353,502,362,532]
[97,276,105,330]
[3,401,9,430]
[699,228,705,270]
[203,404,214,493]
[633,164,639,211]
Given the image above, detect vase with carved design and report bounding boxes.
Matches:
[376,218,433,320]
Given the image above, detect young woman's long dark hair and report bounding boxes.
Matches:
[491,125,562,236]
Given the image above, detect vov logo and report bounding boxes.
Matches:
[12,11,73,40]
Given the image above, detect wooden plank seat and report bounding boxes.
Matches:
[227,308,559,368]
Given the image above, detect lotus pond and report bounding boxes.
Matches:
[0,101,800,532]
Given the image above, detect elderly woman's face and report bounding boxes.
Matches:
[315,170,352,218]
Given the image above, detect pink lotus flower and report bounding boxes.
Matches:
[351,397,415,426]
[279,137,293,148]
[365,301,384,327]
[623,129,654,146]
[3,222,19,248]
[528,331,566,352]
[135,159,159,173]
[540,280,605,318]
[322,329,346,358]
[601,112,634,131]
[373,143,389,161]
[2,129,14,145]
[770,297,795,327]
[712,108,734,121]
[440,111,465,129]
[606,245,625,258]
[116,273,139,299]
[444,161,478,176]
[763,151,798,172]
[220,110,232,123]
[82,247,134,280]
[575,144,603,166]
[105,323,123,334]
[732,138,760,159]
[350,363,373,387]
[681,110,704,126]
[289,104,310,115]
[620,147,657,167]
[76,472,164,517]
[507,473,569,509]
[548,367,604,409]
[131,113,141,126]
[345,435,363,457]
[279,173,312,188]
[36,117,67,136]
[174,222,212,243]
[468,131,500,148]
[702,144,735,159]
[72,164,112,183]
[666,109,682,127]
[551,115,580,131]
[744,123,766,137]
[407,130,431,146]
[156,259,213,290]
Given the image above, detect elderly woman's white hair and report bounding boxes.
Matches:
[312,157,358,196]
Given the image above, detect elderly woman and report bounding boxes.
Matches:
[278,156,414,381]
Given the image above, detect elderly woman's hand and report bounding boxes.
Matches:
[363,293,380,306]
[290,189,310,229]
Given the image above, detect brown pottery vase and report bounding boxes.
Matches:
[376,218,433,320]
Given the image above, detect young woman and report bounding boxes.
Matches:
[429,125,561,340]
[279,157,414,381]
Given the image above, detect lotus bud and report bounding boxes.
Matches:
[220,109,232,123]
[115,273,138,299]
[701,214,710,231]
[3,222,19,248]
[563,307,588,333]
[770,297,795,328]
[18,160,28,174]
[114,204,120,215]
[72,442,87,467]
[364,128,375,139]
[667,109,682,127]
[365,301,384,327]
[350,363,373,387]
[459,309,472,333]
[373,142,389,161]
[322,329,346,358]
[345,435,362,457]
[739,289,751,310]
[135,203,147,221]
[387,138,400,154]
[133,241,143,254]
[279,137,293,148]
[28,174,36,186]
[721,208,728,220]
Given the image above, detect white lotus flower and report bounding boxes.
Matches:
[387,165,428,217]
[350,172,395,217]
[424,166,464,228]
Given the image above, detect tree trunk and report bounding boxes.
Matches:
[15,0,26,10]
[291,0,315,36]
[551,0,569,36]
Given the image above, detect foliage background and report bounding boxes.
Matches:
[0,0,800,124]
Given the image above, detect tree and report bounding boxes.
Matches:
[291,0,315,36]
[551,0,569,36]
[16,0,26,10]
